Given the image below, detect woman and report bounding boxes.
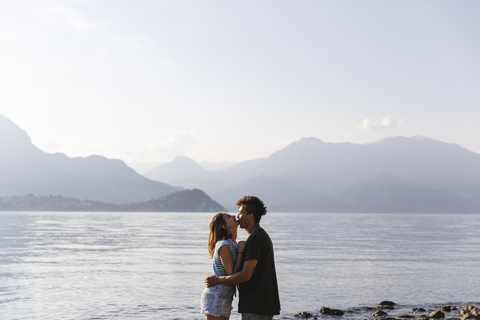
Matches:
[201,212,245,320]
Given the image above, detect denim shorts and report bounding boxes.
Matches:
[200,284,235,317]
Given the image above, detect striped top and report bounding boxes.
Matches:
[213,239,237,276]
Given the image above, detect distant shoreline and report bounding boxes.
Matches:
[0,189,225,212]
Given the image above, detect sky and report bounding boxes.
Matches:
[1,0,479,165]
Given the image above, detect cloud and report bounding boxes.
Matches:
[356,116,402,131]
[122,131,199,162]
[344,131,354,138]
[334,116,401,141]
[159,131,199,155]
[333,132,354,140]
[40,139,66,152]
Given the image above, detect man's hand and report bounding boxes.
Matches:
[205,274,217,287]
[237,241,245,252]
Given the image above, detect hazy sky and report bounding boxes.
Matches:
[1,0,479,164]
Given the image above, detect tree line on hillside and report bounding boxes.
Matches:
[0,189,225,212]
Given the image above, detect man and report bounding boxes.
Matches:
[206,196,281,320]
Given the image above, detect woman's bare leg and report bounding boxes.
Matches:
[206,314,229,320]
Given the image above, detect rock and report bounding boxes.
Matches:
[296,311,313,318]
[380,301,396,306]
[378,305,396,309]
[360,306,377,310]
[441,306,457,312]
[418,315,430,320]
[460,306,480,320]
[461,306,480,317]
[430,310,445,319]
[373,310,388,317]
[461,306,475,315]
[463,315,480,320]
[320,307,345,316]
[414,308,426,312]
[399,314,414,318]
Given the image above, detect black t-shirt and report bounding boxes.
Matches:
[238,228,281,316]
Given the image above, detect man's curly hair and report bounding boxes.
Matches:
[236,196,267,224]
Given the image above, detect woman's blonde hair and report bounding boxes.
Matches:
[208,213,231,259]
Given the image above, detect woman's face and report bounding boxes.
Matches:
[223,213,239,230]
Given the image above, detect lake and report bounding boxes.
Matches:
[1,212,479,319]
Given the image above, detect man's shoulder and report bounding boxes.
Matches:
[248,227,263,237]
[248,228,272,243]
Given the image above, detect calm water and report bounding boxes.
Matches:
[1,212,479,320]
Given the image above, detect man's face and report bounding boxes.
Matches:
[237,205,249,229]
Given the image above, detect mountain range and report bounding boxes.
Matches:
[145,137,480,213]
[2,113,479,213]
[0,114,180,204]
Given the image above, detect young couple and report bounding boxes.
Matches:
[200,196,281,320]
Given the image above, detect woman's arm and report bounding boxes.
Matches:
[233,241,245,273]
[218,244,235,275]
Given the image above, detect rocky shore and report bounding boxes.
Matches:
[292,301,480,320]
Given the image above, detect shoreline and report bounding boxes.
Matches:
[290,301,480,320]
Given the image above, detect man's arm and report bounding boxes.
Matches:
[205,259,257,287]
[233,241,245,274]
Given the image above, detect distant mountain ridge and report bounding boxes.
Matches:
[0,114,181,204]
[145,136,480,213]
[128,160,236,175]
